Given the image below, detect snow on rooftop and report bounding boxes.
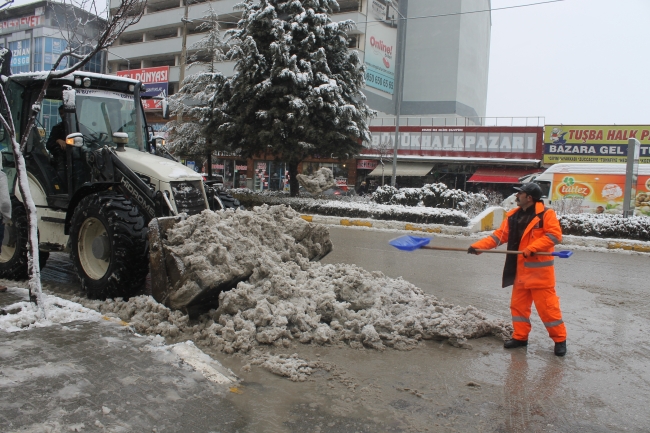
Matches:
[542,163,650,175]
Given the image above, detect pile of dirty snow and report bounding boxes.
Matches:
[161,205,332,309]
[73,206,510,380]
[296,167,336,194]
[207,259,510,352]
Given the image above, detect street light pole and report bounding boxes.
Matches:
[391,0,407,188]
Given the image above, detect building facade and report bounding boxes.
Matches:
[107,0,493,191]
[0,1,106,74]
[0,1,106,133]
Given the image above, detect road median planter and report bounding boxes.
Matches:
[231,190,650,243]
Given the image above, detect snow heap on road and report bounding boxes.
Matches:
[77,205,510,380]
[162,205,332,309]
[296,167,337,195]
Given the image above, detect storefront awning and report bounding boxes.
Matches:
[467,168,542,184]
[367,162,434,177]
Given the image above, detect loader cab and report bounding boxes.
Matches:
[2,73,150,208]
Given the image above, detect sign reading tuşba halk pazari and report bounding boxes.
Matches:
[544,125,650,164]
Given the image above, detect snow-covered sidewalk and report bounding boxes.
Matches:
[0,288,240,432]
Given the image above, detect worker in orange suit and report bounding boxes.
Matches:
[468,183,567,356]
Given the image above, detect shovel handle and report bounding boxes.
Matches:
[422,246,556,256]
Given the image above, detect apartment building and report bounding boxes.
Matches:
[107,0,493,191]
[0,0,106,133]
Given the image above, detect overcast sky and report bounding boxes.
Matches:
[487,0,650,125]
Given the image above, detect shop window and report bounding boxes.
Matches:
[254,160,289,192]
[212,159,248,189]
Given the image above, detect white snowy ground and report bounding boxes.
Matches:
[0,287,237,385]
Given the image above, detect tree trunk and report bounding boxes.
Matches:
[289,161,300,197]
[0,88,44,310]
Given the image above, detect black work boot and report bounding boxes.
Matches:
[554,341,567,356]
[503,338,528,349]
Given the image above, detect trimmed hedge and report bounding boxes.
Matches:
[229,189,470,226]
[559,213,650,242]
[372,184,488,217]
[229,189,650,241]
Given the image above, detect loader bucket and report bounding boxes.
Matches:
[148,216,182,307]
[148,216,235,316]
[147,211,332,317]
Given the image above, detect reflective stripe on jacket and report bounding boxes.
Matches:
[471,202,562,289]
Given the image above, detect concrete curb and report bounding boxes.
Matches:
[299,214,650,253]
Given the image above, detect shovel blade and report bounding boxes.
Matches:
[552,250,574,258]
[389,235,432,251]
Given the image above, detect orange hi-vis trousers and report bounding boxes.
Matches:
[511,282,567,343]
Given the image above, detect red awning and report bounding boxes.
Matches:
[467,168,541,184]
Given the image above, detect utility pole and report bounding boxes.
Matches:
[178,0,190,122]
[391,0,407,188]
[623,138,640,217]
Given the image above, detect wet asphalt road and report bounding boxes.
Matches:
[3,225,650,432]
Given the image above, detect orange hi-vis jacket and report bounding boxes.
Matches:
[471,202,562,289]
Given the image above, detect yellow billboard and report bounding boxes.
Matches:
[544,125,650,164]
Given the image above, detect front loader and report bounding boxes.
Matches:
[0,64,231,306]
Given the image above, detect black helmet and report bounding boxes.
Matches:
[514,182,542,200]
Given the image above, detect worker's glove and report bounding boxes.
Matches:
[467,246,479,255]
[522,248,535,258]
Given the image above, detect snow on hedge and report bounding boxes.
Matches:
[372,184,488,218]
[559,213,650,241]
[230,189,470,226]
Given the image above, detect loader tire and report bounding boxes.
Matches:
[0,199,49,280]
[215,190,241,210]
[69,192,148,300]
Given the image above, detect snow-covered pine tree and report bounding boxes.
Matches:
[189,5,225,73]
[166,72,225,156]
[166,5,226,157]
[204,0,374,196]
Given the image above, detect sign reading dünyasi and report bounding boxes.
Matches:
[364,126,543,160]
[117,66,169,110]
[544,125,650,164]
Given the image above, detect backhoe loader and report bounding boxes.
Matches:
[0,58,234,309]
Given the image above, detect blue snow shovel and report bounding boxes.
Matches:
[389,235,574,258]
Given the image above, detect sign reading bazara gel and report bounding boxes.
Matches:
[544,125,650,164]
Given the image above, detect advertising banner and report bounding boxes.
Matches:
[9,39,31,71]
[117,66,169,110]
[364,126,543,160]
[1,14,42,29]
[550,172,650,216]
[544,125,650,164]
[364,0,399,94]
